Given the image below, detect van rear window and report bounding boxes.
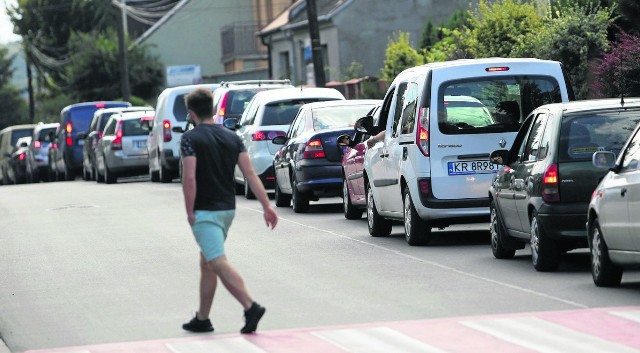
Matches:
[10,129,33,146]
[173,94,187,122]
[438,76,561,135]
[69,108,96,132]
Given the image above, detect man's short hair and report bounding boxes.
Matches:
[185,88,214,119]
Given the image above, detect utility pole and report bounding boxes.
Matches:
[116,0,131,102]
[305,0,326,87]
[25,50,34,123]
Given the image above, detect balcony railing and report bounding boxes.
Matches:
[221,23,267,61]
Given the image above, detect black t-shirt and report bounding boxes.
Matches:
[180,123,246,211]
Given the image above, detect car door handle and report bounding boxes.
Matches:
[621,188,627,197]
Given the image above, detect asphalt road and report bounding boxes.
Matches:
[1,177,639,352]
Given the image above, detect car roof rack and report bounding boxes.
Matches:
[219,79,291,88]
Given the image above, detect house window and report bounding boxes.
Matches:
[279,51,291,80]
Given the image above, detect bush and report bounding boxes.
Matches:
[592,31,640,98]
[381,32,423,82]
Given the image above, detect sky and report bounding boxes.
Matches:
[1,0,20,44]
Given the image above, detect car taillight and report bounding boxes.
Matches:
[65,122,73,146]
[34,141,41,148]
[303,139,325,159]
[217,93,228,117]
[252,130,286,141]
[418,178,430,195]
[113,121,123,150]
[542,164,560,202]
[19,153,25,161]
[416,107,429,156]
[163,120,172,142]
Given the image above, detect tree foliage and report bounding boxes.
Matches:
[591,31,640,98]
[382,32,423,82]
[0,47,28,130]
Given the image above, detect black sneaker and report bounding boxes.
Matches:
[240,302,266,334]
[182,314,214,333]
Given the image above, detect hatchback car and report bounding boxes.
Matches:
[272,99,381,212]
[212,79,293,124]
[489,99,640,271]
[339,103,382,219]
[226,87,345,199]
[0,124,35,185]
[95,110,154,184]
[587,112,640,286]
[26,122,59,183]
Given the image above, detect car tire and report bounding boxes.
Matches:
[530,211,559,272]
[490,201,516,259]
[150,169,160,182]
[95,164,104,183]
[367,184,392,237]
[291,175,309,213]
[343,179,363,220]
[403,186,431,246]
[590,219,623,287]
[274,181,291,207]
[159,154,173,183]
[82,164,90,181]
[105,163,117,184]
[244,178,256,200]
[63,160,74,181]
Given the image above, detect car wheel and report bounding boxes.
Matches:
[274,180,291,207]
[82,164,90,181]
[367,184,392,237]
[530,211,559,272]
[244,178,256,200]
[291,175,309,213]
[490,201,516,259]
[105,163,117,184]
[159,154,172,183]
[403,186,431,246]
[95,163,104,183]
[343,179,363,220]
[590,219,623,287]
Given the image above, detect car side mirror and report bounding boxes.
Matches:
[490,149,509,165]
[272,136,287,145]
[354,116,375,134]
[592,151,616,169]
[172,126,186,133]
[223,118,239,131]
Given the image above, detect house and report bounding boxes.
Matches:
[133,0,291,86]
[258,0,478,85]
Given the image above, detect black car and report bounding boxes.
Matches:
[489,99,640,271]
[272,100,381,213]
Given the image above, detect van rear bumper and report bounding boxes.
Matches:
[162,149,180,170]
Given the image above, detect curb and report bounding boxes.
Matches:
[0,338,10,353]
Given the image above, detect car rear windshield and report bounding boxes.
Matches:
[37,127,57,142]
[312,104,377,130]
[98,112,120,131]
[438,76,562,135]
[11,128,33,146]
[122,119,151,136]
[227,89,278,115]
[262,99,330,126]
[69,107,98,132]
[173,94,188,122]
[558,110,640,162]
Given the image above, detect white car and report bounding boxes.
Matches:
[587,119,640,287]
[360,58,575,245]
[225,87,345,198]
[148,83,220,183]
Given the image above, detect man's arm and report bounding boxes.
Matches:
[237,152,278,229]
[182,156,197,225]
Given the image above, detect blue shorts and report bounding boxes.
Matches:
[191,210,235,262]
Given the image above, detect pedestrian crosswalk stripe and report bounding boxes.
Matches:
[312,326,448,353]
[611,310,640,324]
[461,316,640,353]
[166,337,268,353]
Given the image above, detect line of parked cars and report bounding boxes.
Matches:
[2,60,637,287]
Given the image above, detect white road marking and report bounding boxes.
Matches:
[610,310,640,324]
[312,326,448,353]
[167,337,268,353]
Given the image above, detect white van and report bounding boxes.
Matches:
[148,83,220,183]
[361,58,575,245]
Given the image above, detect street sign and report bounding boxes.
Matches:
[166,64,202,87]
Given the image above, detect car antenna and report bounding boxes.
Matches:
[620,53,625,107]
[258,79,262,87]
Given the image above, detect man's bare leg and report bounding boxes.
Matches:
[208,255,252,310]
[198,253,218,319]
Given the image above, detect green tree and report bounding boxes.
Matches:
[468,0,545,58]
[592,31,640,98]
[515,3,613,99]
[0,47,28,130]
[424,27,475,63]
[382,32,423,82]
[64,30,163,102]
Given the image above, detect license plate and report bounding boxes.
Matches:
[135,140,147,148]
[448,160,498,175]
[77,139,84,146]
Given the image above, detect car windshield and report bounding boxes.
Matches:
[312,104,377,131]
[10,128,33,146]
[438,76,562,134]
[558,110,640,162]
[122,119,152,136]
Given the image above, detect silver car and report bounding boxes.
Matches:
[26,122,59,183]
[95,110,154,184]
[587,119,640,287]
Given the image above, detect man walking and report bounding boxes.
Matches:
[180,88,278,334]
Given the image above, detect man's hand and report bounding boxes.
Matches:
[263,206,278,229]
[366,137,378,149]
[187,211,195,226]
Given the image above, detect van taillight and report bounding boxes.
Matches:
[418,179,430,195]
[113,121,123,150]
[163,120,172,142]
[542,164,560,202]
[34,141,41,148]
[65,122,73,146]
[303,139,325,159]
[416,107,429,156]
[217,93,229,117]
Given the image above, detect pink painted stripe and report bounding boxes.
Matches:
[243,332,346,353]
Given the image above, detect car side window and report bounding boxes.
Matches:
[537,113,554,161]
[288,112,303,138]
[103,119,116,136]
[240,99,258,126]
[399,82,418,135]
[391,82,408,137]
[522,113,548,162]
[377,87,396,133]
[621,130,640,171]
